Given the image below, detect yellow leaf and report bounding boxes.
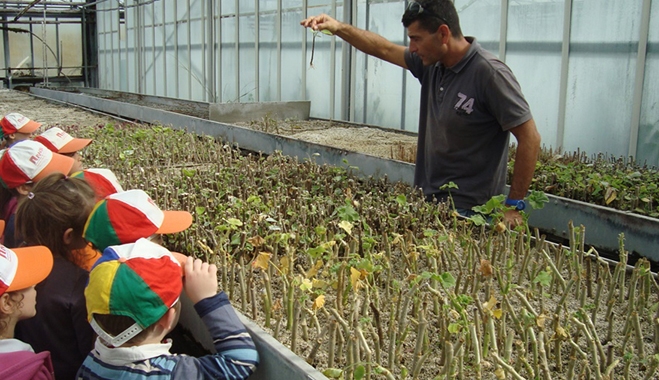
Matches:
[300,278,313,292]
[536,314,547,328]
[555,325,567,339]
[280,256,290,275]
[495,222,507,233]
[307,259,324,278]
[312,295,326,311]
[495,367,506,380]
[338,220,353,235]
[312,278,329,289]
[483,295,498,312]
[605,187,617,205]
[247,235,265,247]
[350,267,362,291]
[391,233,403,245]
[251,252,271,270]
[271,299,282,312]
[479,259,493,277]
[492,309,503,319]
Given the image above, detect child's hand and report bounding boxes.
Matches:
[183,257,218,304]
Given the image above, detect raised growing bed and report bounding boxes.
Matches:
[57,121,659,379]
[30,87,659,264]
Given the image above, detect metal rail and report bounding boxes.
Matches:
[30,87,659,263]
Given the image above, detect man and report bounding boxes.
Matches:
[301,0,541,226]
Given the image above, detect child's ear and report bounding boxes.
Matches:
[0,293,15,314]
[157,307,178,332]
[16,184,32,196]
[62,227,75,245]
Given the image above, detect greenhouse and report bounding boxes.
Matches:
[0,1,658,379]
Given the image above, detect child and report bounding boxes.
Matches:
[83,188,193,252]
[77,238,259,379]
[0,244,55,380]
[14,173,96,380]
[0,113,40,149]
[34,127,93,174]
[72,168,124,202]
[0,140,75,247]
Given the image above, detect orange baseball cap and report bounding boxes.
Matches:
[0,113,41,137]
[0,140,74,188]
[34,127,93,154]
[0,244,53,296]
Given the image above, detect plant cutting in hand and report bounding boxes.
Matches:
[310,29,333,68]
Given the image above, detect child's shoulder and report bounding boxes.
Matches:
[0,350,54,380]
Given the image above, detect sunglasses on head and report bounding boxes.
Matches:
[406,1,449,26]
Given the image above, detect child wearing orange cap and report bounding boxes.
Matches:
[35,127,93,174]
[0,140,75,248]
[0,113,41,149]
[0,244,55,380]
[77,239,258,379]
[14,173,96,380]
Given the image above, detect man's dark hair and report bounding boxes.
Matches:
[402,0,463,37]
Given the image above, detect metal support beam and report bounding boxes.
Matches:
[628,0,652,160]
[556,0,573,150]
[498,0,508,61]
[13,0,43,22]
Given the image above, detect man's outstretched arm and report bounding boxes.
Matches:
[301,14,408,69]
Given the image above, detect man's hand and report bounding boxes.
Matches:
[183,257,219,304]
[503,209,523,228]
[300,14,342,34]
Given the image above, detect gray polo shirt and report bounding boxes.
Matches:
[405,37,532,209]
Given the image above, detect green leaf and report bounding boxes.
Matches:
[323,368,343,378]
[439,272,456,288]
[470,214,487,226]
[320,29,334,35]
[395,194,408,207]
[353,365,365,380]
[440,181,459,190]
[182,168,196,178]
[195,206,206,215]
[528,190,549,210]
[226,218,243,227]
[533,270,552,287]
[448,323,461,334]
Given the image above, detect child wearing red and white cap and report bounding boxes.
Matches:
[34,127,92,174]
[0,113,41,149]
[0,140,75,248]
[0,244,55,380]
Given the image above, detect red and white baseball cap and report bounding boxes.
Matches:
[0,140,75,189]
[0,244,53,297]
[71,168,124,201]
[0,113,41,136]
[84,189,193,251]
[34,127,93,154]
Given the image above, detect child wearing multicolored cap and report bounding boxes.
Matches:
[35,127,93,174]
[0,140,75,248]
[77,238,259,379]
[83,189,193,252]
[0,113,41,149]
[0,244,55,380]
[13,173,96,380]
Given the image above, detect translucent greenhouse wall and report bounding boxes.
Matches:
[97,0,659,167]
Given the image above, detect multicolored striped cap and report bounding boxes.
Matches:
[83,189,192,252]
[72,168,124,201]
[86,238,184,347]
[34,127,92,154]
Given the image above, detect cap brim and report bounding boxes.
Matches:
[20,120,41,134]
[59,138,93,154]
[156,210,193,234]
[7,245,53,292]
[32,152,74,182]
[171,251,188,276]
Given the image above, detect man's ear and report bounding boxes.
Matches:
[6,133,15,141]
[16,184,32,196]
[62,227,75,245]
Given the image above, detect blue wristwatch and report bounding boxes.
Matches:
[505,198,526,211]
